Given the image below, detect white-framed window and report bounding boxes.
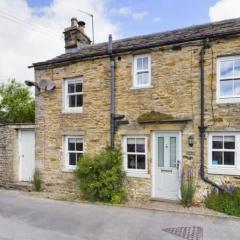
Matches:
[64,136,84,169]
[64,78,83,112]
[123,136,148,177]
[208,132,240,175]
[133,54,151,88]
[217,56,240,103]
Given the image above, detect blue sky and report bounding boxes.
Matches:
[27,0,218,38]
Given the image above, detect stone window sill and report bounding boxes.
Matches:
[208,167,240,176]
[126,171,150,178]
[62,168,76,173]
[130,85,153,90]
[216,97,240,104]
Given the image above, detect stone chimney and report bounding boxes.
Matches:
[63,17,91,53]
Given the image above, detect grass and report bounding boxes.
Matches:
[205,187,240,217]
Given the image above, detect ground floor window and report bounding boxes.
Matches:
[208,132,240,175]
[123,136,148,177]
[65,136,83,169]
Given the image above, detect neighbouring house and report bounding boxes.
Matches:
[30,17,240,202]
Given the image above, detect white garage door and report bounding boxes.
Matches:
[19,129,35,181]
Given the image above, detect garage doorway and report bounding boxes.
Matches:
[18,129,35,181]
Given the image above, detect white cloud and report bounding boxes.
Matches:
[153,17,160,23]
[0,0,121,84]
[209,0,240,22]
[111,7,132,16]
[111,6,148,21]
[132,11,148,21]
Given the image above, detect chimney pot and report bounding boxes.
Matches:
[64,18,91,52]
[71,17,78,27]
[78,21,86,33]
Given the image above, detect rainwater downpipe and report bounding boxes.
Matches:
[199,39,224,192]
[108,34,115,149]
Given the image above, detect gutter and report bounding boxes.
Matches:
[108,34,115,149]
[199,39,224,192]
[31,29,240,69]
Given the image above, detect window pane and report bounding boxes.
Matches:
[142,57,148,69]
[170,137,176,168]
[127,138,135,152]
[234,79,240,95]
[69,95,76,107]
[212,136,223,149]
[234,60,240,77]
[76,83,82,92]
[137,58,143,70]
[224,136,235,149]
[224,152,235,165]
[68,83,75,93]
[220,61,233,78]
[69,153,76,165]
[77,95,83,107]
[128,154,136,169]
[136,138,145,153]
[212,151,223,165]
[137,72,149,85]
[76,138,83,151]
[137,155,145,169]
[158,137,164,167]
[77,153,83,162]
[220,80,233,96]
[68,138,75,151]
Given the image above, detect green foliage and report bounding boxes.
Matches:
[32,169,42,192]
[0,79,35,123]
[75,147,127,203]
[181,166,196,207]
[205,187,240,217]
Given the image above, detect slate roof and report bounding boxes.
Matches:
[32,17,240,68]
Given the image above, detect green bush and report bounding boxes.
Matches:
[205,187,240,217]
[181,166,196,207]
[75,147,127,204]
[32,169,42,191]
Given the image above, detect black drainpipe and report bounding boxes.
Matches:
[199,39,224,191]
[108,34,115,149]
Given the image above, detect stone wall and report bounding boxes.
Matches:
[0,125,15,185]
[35,35,240,201]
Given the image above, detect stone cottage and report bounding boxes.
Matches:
[31,17,240,201]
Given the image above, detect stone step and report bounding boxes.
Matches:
[6,182,33,192]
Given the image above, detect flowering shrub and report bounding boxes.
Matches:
[75,147,127,204]
[205,185,240,217]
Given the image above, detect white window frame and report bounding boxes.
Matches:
[217,56,240,104]
[133,54,151,88]
[208,132,240,175]
[63,78,83,113]
[122,136,149,177]
[64,136,84,170]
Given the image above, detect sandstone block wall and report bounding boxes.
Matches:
[0,125,15,185]
[35,35,240,201]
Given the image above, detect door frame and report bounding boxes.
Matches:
[151,131,182,199]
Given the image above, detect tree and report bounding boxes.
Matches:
[0,80,35,123]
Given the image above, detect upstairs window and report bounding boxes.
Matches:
[64,78,83,112]
[133,54,151,88]
[217,57,240,103]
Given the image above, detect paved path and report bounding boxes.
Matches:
[0,190,239,240]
